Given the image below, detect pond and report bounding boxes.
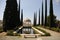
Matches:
[16,27,39,34]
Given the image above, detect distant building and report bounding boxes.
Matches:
[14,19,34,34]
[23,19,32,27]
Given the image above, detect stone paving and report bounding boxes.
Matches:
[0,36,42,40]
[41,37,60,40]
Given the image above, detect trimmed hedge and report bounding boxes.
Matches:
[35,27,51,36]
[43,26,60,32]
[0,27,3,33]
[7,30,20,36]
[51,27,60,32]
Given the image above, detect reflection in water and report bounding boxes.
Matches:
[22,28,34,34]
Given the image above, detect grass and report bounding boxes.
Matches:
[33,29,40,34]
[34,27,51,36]
[0,27,3,33]
[7,30,21,36]
[41,26,60,32]
[50,27,60,32]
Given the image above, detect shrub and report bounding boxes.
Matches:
[7,30,20,36]
[0,27,3,33]
[44,33,51,36]
[7,30,14,36]
[33,29,40,34]
[35,27,51,36]
[41,26,60,32]
[51,27,60,32]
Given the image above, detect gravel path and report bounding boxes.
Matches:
[0,36,42,40]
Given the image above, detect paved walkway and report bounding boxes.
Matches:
[0,36,42,40]
[0,32,7,36]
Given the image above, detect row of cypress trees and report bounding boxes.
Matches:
[3,0,23,31]
[33,0,56,28]
[3,0,56,31]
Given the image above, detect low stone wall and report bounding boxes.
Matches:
[32,27,45,35]
[21,34,40,38]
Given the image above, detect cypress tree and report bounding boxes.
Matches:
[33,12,35,26]
[45,0,47,26]
[41,0,44,26]
[18,0,21,25]
[3,0,20,31]
[17,0,21,26]
[19,0,20,16]
[38,9,40,26]
[49,0,56,27]
[35,12,37,26]
[33,12,37,26]
[21,9,23,26]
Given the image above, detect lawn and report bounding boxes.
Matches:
[34,26,51,36]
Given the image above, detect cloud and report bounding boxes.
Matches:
[55,0,60,4]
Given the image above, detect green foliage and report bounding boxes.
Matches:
[7,30,20,36]
[7,30,14,36]
[41,26,60,32]
[49,0,56,27]
[3,0,20,31]
[0,27,3,33]
[41,0,44,26]
[20,9,23,26]
[51,27,60,32]
[45,0,47,26]
[38,9,40,26]
[35,27,51,36]
[41,32,50,36]
[33,29,40,34]
[33,12,37,26]
[47,15,56,27]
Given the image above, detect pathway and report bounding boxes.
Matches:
[0,36,42,40]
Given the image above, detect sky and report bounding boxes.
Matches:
[0,0,60,24]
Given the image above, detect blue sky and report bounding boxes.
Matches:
[0,0,60,23]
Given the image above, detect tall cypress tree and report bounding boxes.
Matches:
[33,12,35,26]
[41,0,44,26]
[17,0,21,26]
[49,0,56,27]
[3,0,20,31]
[35,12,37,26]
[18,0,21,25]
[19,0,20,16]
[38,9,40,26]
[33,12,37,26]
[45,0,47,26]
[21,9,23,26]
